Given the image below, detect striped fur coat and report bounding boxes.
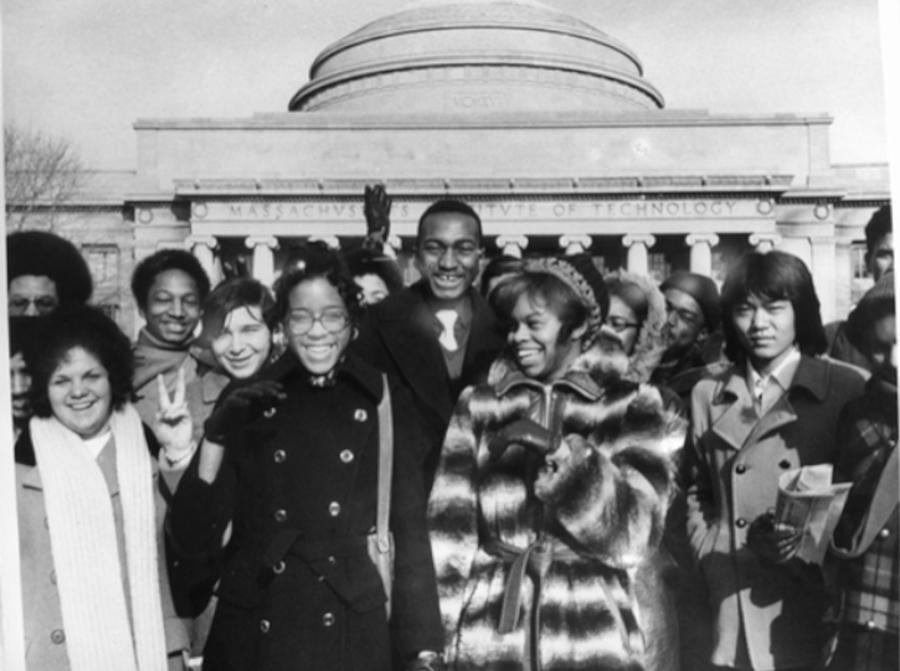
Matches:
[427,340,685,671]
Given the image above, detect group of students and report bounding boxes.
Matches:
[4,198,896,671]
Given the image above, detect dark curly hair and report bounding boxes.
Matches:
[25,305,135,418]
[271,242,362,327]
[720,250,826,364]
[6,230,93,305]
[343,247,404,294]
[131,249,211,311]
[199,278,276,347]
[865,205,892,255]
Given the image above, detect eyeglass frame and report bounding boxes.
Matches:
[284,308,351,335]
[604,316,641,333]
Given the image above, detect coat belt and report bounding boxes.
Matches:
[482,536,579,634]
[262,530,368,567]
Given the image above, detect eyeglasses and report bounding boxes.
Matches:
[605,316,641,333]
[667,307,702,328]
[285,308,349,335]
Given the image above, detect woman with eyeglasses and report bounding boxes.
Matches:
[598,271,682,671]
[165,243,444,671]
[599,272,669,382]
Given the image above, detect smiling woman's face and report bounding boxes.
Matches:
[48,346,112,439]
[508,292,584,382]
[210,305,272,379]
[284,277,352,376]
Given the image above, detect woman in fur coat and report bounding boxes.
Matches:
[427,256,685,671]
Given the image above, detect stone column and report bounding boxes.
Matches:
[187,235,221,286]
[686,233,719,277]
[496,235,528,258]
[623,234,656,275]
[810,236,838,323]
[749,232,783,253]
[245,236,279,287]
[559,234,591,256]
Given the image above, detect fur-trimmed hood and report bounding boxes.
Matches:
[605,270,669,384]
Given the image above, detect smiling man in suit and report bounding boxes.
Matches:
[354,198,506,490]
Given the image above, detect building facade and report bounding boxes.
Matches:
[9,1,890,335]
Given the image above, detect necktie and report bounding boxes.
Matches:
[435,309,459,352]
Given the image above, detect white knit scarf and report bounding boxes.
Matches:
[30,404,167,671]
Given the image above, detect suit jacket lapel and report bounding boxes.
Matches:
[711,368,759,451]
[379,287,453,421]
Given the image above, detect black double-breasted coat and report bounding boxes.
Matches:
[167,353,443,671]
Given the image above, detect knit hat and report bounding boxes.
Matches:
[524,254,609,342]
[660,271,720,330]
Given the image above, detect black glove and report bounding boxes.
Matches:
[487,417,556,460]
[363,183,392,250]
[203,380,286,444]
[746,512,802,564]
[406,651,445,671]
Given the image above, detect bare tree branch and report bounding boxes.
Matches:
[4,123,85,230]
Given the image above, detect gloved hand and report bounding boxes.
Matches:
[746,511,802,564]
[487,417,556,460]
[203,380,286,445]
[406,651,445,671]
[363,183,392,250]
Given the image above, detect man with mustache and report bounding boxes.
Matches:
[354,198,506,490]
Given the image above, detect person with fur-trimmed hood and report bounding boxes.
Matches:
[427,255,685,670]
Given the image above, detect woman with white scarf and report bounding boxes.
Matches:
[14,305,188,670]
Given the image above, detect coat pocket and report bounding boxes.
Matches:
[307,552,388,614]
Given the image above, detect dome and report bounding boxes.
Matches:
[288,1,664,114]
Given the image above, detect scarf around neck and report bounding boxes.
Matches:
[133,328,192,391]
[29,405,167,671]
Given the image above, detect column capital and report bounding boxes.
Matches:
[496,235,529,258]
[244,235,279,250]
[622,234,656,249]
[307,235,340,250]
[186,235,219,251]
[749,232,783,252]
[558,234,591,255]
[685,233,720,247]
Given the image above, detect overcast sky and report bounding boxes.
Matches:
[2,0,888,171]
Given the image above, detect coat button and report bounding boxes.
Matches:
[322,612,335,627]
[263,407,277,419]
[866,620,877,630]
[273,449,286,464]
[735,518,747,528]
[353,409,367,422]
[272,560,286,574]
[879,527,891,539]
[735,464,747,474]
[778,459,791,470]
[327,555,336,565]
[259,619,271,634]
[339,449,354,464]
[274,509,287,523]
[328,501,341,517]
[50,629,65,644]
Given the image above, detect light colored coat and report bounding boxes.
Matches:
[16,434,188,670]
[685,355,866,670]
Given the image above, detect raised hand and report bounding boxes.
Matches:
[154,368,195,464]
[363,183,392,250]
[203,380,286,445]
